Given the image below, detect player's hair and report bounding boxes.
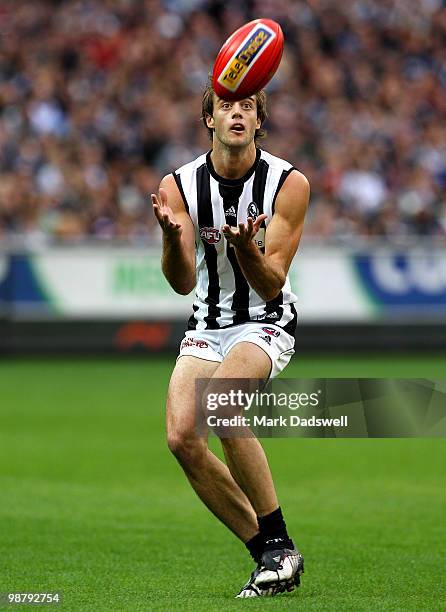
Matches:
[201,81,268,143]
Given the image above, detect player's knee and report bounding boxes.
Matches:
[167,430,206,466]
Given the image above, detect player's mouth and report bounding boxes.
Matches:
[230,123,245,134]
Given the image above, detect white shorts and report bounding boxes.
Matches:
[178,323,295,378]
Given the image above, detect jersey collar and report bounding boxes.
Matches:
[206,148,261,186]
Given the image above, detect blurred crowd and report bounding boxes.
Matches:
[0,0,445,245]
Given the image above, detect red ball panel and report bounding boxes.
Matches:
[213,18,284,101]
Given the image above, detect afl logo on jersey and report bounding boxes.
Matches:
[248,201,259,221]
[200,227,221,244]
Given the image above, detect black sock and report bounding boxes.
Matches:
[258,506,294,551]
[245,532,264,563]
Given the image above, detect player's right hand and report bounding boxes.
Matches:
[151,188,182,238]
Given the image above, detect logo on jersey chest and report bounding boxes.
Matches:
[225,205,237,220]
[200,227,221,244]
[248,201,259,221]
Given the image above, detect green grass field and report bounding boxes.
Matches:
[1,354,446,611]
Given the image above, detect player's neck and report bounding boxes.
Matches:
[210,143,257,180]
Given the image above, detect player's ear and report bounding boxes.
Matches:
[256,117,261,130]
[205,112,215,130]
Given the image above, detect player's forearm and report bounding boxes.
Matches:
[162,234,196,295]
[234,242,285,301]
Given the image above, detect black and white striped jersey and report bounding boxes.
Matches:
[172,148,298,335]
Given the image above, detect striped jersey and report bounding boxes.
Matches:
[173,148,298,335]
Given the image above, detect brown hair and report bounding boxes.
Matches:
[201,81,268,143]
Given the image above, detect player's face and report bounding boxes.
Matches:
[207,95,261,148]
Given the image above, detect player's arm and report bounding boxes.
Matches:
[151,174,196,295]
[223,170,309,301]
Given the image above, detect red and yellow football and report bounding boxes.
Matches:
[213,18,284,101]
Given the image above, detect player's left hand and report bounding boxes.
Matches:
[223,214,267,250]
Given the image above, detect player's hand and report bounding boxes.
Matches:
[151,188,182,238]
[223,214,267,250]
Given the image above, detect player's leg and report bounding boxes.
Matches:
[206,342,281,515]
[166,355,259,542]
[206,340,303,597]
[209,342,279,516]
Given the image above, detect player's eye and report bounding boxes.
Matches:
[221,102,231,109]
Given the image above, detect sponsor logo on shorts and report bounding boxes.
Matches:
[200,227,221,244]
[181,337,209,350]
[259,334,272,345]
[218,25,275,91]
[262,327,280,337]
